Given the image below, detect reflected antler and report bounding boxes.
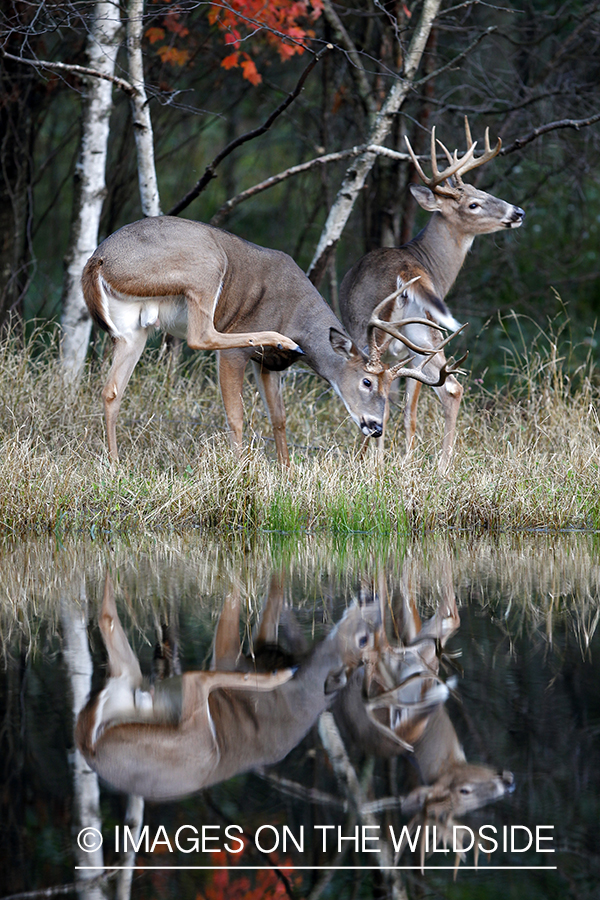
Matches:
[405,116,502,198]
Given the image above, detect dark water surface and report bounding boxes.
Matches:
[1,533,598,900]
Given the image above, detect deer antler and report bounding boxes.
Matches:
[365,280,469,382]
[366,278,448,372]
[388,351,469,386]
[405,127,476,197]
[405,116,502,197]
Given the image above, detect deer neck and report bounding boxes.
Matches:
[409,213,474,299]
[412,705,466,784]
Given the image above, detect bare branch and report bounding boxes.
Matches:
[210,143,419,225]
[413,25,497,88]
[307,0,443,286]
[167,43,332,217]
[501,113,600,155]
[0,49,135,96]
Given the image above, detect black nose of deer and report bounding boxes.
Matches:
[506,207,525,227]
[362,420,383,437]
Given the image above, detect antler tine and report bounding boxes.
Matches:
[464,115,473,149]
[430,126,440,181]
[404,133,431,185]
[455,117,502,178]
[389,350,469,386]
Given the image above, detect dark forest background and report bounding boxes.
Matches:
[1,0,600,380]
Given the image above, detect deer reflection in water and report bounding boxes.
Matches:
[76,573,378,802]
[332,555,514,868]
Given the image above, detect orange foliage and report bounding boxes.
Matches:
[208,0,323,83]
[144,0,191,68]
[197,844,301,900]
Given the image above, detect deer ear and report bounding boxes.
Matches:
[410,183,442,212]
[329,327,354,359]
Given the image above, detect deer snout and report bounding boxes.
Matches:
[361,420,383,437]
[504,206,525,228]
[501,769,515,793]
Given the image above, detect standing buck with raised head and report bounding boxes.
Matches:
[339,119,525,472]
[82,218,460,464]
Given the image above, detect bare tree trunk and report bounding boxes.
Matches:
[307,0,442,287]
[60,0,122,379]
[61,587,107,900]
[318,712,408,900]
[127,0,161,217]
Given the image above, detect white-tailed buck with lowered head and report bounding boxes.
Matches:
[82,218,461,465]
[76,573,378,801]
[339,118,525,472]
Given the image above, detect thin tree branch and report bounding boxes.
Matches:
[167,43,332,217]
[413,25,496,87]
[501,112,600,154]
[210,143,414,225]
[307,0,442,286]
[0,49,135,96]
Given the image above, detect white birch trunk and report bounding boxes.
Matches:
[127,0,161,217]
[307,0,442,286]
[61,588,107,900]
[60,0,122,380]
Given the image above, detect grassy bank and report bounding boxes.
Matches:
[0,315,598,537]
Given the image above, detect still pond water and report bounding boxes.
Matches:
[0,533,598,900]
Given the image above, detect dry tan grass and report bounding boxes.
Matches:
[0,313,597,537]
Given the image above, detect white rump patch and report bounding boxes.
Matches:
[99,277,188,340]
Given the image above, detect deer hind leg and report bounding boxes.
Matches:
[251,362,290,465]
[186,290,300,354]
[102,329,148,463]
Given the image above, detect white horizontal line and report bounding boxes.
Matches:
[76,865,558,871]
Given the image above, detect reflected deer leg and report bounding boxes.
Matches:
[254,571,286,650]
[251,362,290,466]
[218,348,252,455]
[102,330,148,463]
[211,587,242,672]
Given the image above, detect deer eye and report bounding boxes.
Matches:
[469,202,479,210]
[362,378,372,388]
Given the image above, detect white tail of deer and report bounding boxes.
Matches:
[75,573,377,801]
[82,218,455,465]
[339,118,525,473]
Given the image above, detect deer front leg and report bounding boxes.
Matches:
[217,348,252,455]
[433,373,463,475]
[186,292,300,353]
[102,329,148,463]
[251,362,290,466]
[403,377,423,458]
